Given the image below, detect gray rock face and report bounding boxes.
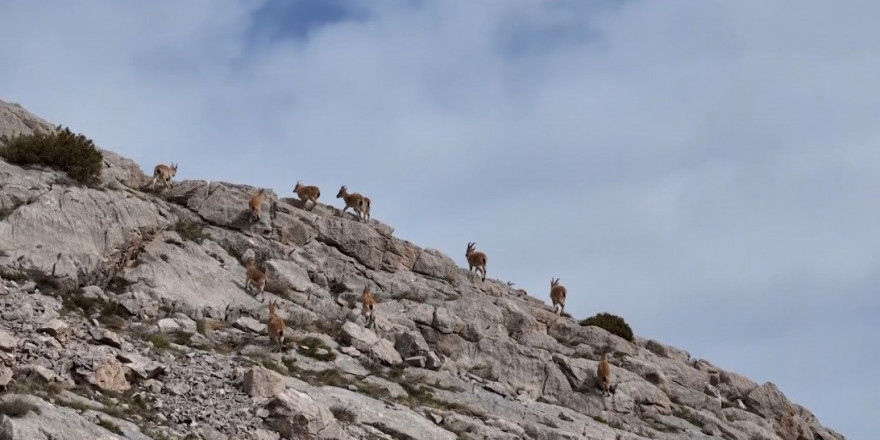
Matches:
[0,99,847,440]
[0,176,169,285]
[0,394,127,440]
[243,366,286,398]
[340,321,402,366]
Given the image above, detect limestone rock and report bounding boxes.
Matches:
[394,329,431,358]
[117,352,167,380]
[0,329,18,351]
[243,366,285,398]
[38,319,68,338]
[0,394,127,440]
[0,99,847,440]
[267,388,349,439]
[0,366,12,387]
[412,248,459,280]
[156,318,181,333]
[90,328,123,348]
[84,356,130,393]
[234,316,264,334]
[340,321,402,366]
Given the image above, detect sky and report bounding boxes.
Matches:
[1,0,878,437]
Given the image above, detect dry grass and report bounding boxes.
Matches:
[0,396,41,418]
[297,337,337,362]
[330,405,356,424]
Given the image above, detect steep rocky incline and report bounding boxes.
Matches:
[0,98,845,440]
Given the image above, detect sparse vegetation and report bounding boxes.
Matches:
[391,290,417,301]
[330,405,356,424]
[257,357,289,376]
[7,267,69,294]
[673,406,705,428]
[171,332,193,346]
[5,376,67,398]
[294,366,352,388]
[0,203,22,220]
[580,312,634,342]
[442,268,458,286]
[105,275,133,294]
[196,319,208,334]
[304,317,346,339]
[147,334,170,350]
[0,396,41,417]
[0,125,103,185]
[591,414,622,429]
[367,422,419,440]
[97,417,124,435]
[398,383,482,417]
[61,289,130,325]
[96,388,161,424]
[297,337,337,362]
[174,219,208,243]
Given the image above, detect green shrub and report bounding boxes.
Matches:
[579,312,634,342]
[0,125,103,185]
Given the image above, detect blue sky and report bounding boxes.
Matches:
[1,1,878,437]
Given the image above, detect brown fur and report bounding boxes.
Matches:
[362,286,376,328]
[465,242,488,282]
[293,181,321,211]
[336,185,367,222]
[359,195,371,221]
[550,278,567,316]
[245,260,267,295]
[150,163,177,192]
[597,353,612,396]
[267,300,285,352]
[249,188,264,221]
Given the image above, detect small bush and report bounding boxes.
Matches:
[147,334,170,350]
[579,312,634,342]
[0,204,20,220]
[61,289,130,323]
[297,337,337,362]
[330,405,356,424]
[105,276,134,294]
[98,418,124,435]
[0,125,103,185]
[0,396,41,417]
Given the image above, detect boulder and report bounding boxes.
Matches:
[340,321,402,366]
[243,366,285,398]
[0,394,127,440]
[84,356,130,393]
[0,329,18,351]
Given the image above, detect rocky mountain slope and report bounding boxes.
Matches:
[0,98,845,440]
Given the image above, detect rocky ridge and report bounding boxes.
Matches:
[0,98,845,440]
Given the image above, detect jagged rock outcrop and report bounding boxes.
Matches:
[0,97,846,440]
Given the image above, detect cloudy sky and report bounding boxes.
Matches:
[1,0,878,437]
